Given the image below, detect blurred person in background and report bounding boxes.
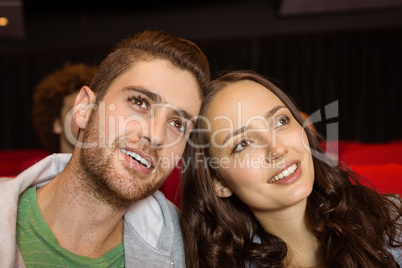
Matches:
[32,62,98,154]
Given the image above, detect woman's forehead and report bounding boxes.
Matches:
[206,80,284,124]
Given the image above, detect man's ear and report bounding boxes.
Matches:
[73,86,96,129]
[213,177,233,198]
[53,117,62,134]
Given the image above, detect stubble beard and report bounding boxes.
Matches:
[78,116,168,210]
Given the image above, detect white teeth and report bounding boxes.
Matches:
[121,149,151,168]
[140,158,148,166]
[269,164,297,183]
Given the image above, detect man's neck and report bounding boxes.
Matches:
[36,155,125,258]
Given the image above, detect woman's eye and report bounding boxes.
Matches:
[275,115,290,128]
[233,139,250,153]
[130,96,148,109]
[169,119,186,132]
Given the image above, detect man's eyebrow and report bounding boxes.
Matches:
[169,108,194,124]
[222,105,287,145]
[124,86,162,103]
[125,86,194,121]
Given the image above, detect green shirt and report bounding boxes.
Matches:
[16,187,125,267]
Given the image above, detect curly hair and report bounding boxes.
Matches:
[32,62,98,153]
[180,70,402,268]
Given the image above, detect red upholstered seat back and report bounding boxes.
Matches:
[1,140,401,207]
[326,140,402,195]
[350,163,402,195]
[0,149,49,177]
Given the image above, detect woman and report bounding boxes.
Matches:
[180,70,401,267]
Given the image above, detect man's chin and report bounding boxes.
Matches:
[104,178,164,209]
[79,142,168,208]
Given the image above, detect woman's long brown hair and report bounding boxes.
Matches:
[180,70,401,267]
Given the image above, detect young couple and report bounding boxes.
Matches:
[1,29,400,267]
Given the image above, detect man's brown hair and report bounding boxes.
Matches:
[89,29,210,103]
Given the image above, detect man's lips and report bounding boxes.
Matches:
[120,147,155,169]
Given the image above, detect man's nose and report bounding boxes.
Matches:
[142,112,166,149]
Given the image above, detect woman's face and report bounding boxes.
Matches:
[206,80,314,215]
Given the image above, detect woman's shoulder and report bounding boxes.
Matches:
[387,195,402,266]
[388,246,402,266]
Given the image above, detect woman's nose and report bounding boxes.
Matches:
[265,133,288,161]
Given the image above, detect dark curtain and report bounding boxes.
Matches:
[198,28,402,143]
[0,47,107,149]
[0,27,401,149]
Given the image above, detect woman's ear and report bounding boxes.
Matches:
[213,177,233,198]
[73,86,96,129]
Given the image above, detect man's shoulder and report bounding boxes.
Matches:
[153,190,181,216]
[125,190,180,222]
[1,153,71,189]
[123,190,184,267]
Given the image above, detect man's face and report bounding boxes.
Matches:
[79,59,202,208]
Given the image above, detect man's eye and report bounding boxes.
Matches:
[275,116,290,128]
[130,96,148,109]
[169,119,186,132]
[232,139,250,153]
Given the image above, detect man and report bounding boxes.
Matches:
[0,30,210,267]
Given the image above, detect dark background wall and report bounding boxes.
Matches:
[1,0,402,149]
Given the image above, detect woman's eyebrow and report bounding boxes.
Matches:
[264,105,287,119]
[222,126,248,145]
[222,105,287,145]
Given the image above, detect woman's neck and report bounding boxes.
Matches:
[253,200,323,267]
